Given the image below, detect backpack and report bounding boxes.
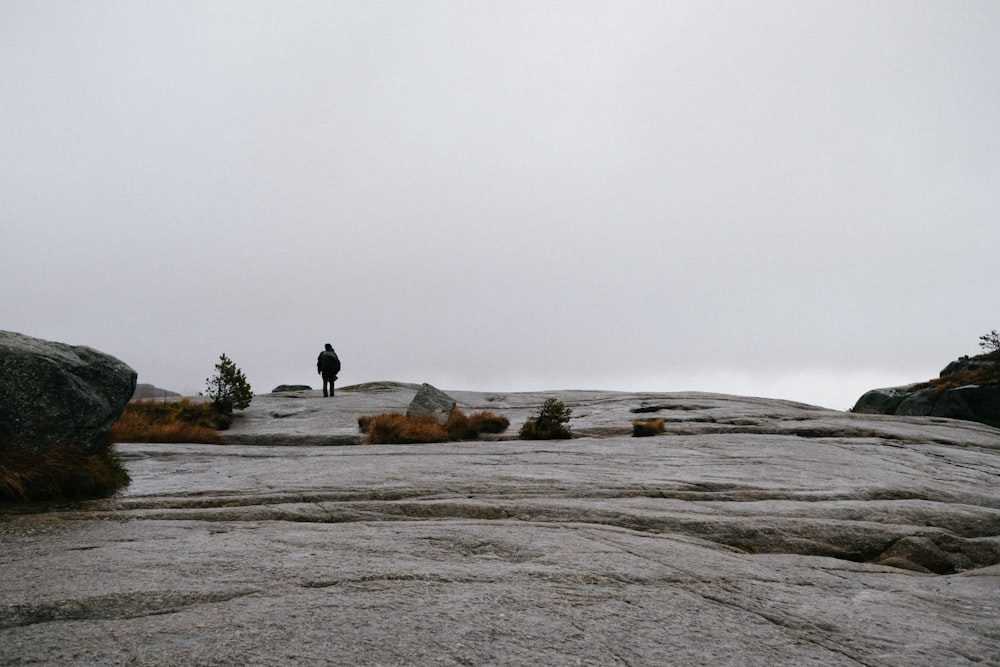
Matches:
[322,351,341,374]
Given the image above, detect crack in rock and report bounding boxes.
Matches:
[0,589,260,629]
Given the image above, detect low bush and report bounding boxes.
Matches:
[519,398,573,440]
[110,399,228,444]
[632,418,665,437]
[0,435,130,501]
[360,409,511,445]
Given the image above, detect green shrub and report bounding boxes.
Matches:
[519,398,573,440]
[632,418,665,437]
[980,329,1000,353]
[203,353,253,414]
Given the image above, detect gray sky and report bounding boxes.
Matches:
[3,2,998,409]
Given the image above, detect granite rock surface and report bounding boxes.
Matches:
[2,382,999,665]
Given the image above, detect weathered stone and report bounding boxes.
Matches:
[940,355,996,377]
[0,330,136,454]
[406,383,456,424]
[895,386,938,416]
[851,385,910,414]
[855,354,1000,429]
[271,384,312,393]
[932,385,1000,428]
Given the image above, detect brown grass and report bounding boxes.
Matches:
[110,399,227,444]
[0,436,130,501]
[468,411,510,434]
[360,409,510,445]
[914,362,1000,397]
[632,418,666,437]
[444,410,478,440]
[362,413,449,444]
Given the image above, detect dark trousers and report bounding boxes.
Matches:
[322,373,336,397]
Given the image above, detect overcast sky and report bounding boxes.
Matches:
[3,2,998,409]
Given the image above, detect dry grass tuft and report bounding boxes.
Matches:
[444,410,478,440]
[0,435,130,501]
[632,418,666,437]
[362,413,449,444]
[468,411,511,434]
[110,399,228,444]
[914,363,1000,397]
[360,409,510,444]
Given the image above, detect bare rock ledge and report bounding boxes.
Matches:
[2,383,999,665]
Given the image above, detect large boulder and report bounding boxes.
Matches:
[0,331,137,454]
[894,387,938,416]
[406,383,456,424]
[852,355,1000,428]
[931,385,1000,428]
[851,386,911,415]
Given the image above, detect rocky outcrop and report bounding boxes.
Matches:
[406,383,457,424]
[852,385,911,415]
[932,384,1000,427]
[271,384,312,393]
[940,355,995,376]
[853,354,1000,428]
[131,383,180,400]
[0,330,137,454]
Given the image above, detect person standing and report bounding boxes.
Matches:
[317,343,341,397]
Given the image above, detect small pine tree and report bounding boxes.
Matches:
[203,354,253,414]
[979,330,1000,353]
[519,398,573,440]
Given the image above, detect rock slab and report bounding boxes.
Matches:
[2,386,1000,665]
[271,384,312,393]
[0,330,137,453]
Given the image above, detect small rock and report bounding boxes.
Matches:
[406,383,457,424]
[272,385,313,393]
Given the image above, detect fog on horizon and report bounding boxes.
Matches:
[2,2,998,411]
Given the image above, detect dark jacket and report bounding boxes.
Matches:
[317,350,341,376]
